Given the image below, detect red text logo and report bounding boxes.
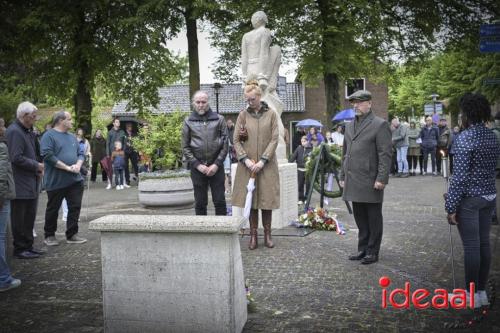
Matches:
[379,276,475,309]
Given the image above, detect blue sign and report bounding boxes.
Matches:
[424,103,443,115]
[480,24,500,37]
[480,40,500,53]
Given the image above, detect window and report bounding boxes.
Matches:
[345,78,365,98]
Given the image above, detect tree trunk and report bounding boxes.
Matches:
[323,72,340,121]
[185,8,200,99]
[73,8,93,137]
[317,0,340,121]
[74,70,93,136]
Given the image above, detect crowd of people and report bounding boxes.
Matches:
[0,102,144,292]
[1,89,499,312]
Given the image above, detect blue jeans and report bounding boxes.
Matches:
[113,167,124,186]
[457,197,495,290]
[0,201,13,288]
[396,146,409,173]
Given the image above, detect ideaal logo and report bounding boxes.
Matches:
[379,276,475,309]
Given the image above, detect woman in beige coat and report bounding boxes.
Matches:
[233,81,280,250]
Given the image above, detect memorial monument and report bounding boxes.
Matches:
[241,10,286,162]
[232,11,298,229]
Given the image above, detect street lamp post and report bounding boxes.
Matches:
[430,93,439,116]
[213,82,222,114]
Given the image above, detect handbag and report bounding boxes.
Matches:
[238,112,248,142]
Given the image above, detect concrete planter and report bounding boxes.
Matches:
[90,215,248,333]
[138,174,194,207]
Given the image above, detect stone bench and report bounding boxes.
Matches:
[90,215,247,333]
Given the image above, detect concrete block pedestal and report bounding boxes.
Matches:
[90,215,247,333]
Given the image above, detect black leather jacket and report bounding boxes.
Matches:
[182,108,228,169]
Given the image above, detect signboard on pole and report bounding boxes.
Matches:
[480,24,500,53]
[424,103,443,115]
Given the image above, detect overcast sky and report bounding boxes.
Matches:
[167,29,297,84]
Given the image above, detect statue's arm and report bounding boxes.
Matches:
[258,30,272,75]
[241,34,248,77]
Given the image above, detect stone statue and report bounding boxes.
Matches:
[241,11,286,161]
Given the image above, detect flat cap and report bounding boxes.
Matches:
[347,90,372,102]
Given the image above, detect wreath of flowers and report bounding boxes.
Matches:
[305,143,343,198]
[296,206,345,234]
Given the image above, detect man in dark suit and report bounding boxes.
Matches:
[6,101,45,259]
[339,90,392,264]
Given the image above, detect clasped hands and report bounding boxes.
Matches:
[67,164,81,174]
[244,159,264,174]
[196,164,219,176]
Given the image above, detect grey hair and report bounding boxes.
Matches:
[251,11,268,26]
[191,90,210,108]
[51,110,67,127]
[16,101,38,119]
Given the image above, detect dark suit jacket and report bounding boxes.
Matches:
[339,111,392,203]
[5,120,40,199]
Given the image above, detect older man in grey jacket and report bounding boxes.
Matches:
[391,118,409,177]
[339,90,392,264]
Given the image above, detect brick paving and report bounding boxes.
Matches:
[1,175,499,332]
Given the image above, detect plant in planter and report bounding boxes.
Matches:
[132,110,194,207]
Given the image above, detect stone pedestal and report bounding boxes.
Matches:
[138,177,194,207]
[89,215,247,333]
[231,162,298,229]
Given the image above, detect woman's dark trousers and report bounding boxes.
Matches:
[457,197,495,291]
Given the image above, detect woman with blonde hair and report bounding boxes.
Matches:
[233,81,280,250]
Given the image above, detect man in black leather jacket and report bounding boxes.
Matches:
[182,91,228,215]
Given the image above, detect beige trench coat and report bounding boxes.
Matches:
[232,105,280,210]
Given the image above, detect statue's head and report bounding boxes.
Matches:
[251,11,268,28]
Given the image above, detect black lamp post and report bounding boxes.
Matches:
[213,82,222,114]
[430,93,439,115]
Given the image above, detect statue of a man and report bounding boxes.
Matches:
[241,11,281,94]
[241,11,286,161]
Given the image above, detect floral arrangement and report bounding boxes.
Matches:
[245,279,257,312]
[296,206,345,234]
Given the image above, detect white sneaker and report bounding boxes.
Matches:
[106,184,112,190]
[448,291,481,308]
[478,290,490,306]
[298,200,304,205]
[116,185,121,190]
[123,184,130,188]
[32,229,37,238]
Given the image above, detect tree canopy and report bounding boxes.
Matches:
[209,0,498,120]
[0,0,187,133]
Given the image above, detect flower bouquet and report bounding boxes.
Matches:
[296,206,346,234]
[245,279,257,312]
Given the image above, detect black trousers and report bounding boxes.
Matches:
[10,198,38,254]
[352,202,383,255]
[90,160,108,182]
[125,151,139,184]
[190,166,227,216]
[422,146,436,172]
[44,181,84,239]
[298,170,306,201]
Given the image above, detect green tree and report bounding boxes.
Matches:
[0,0,187,134]
[132,110,187,170]
[209,0,498,120]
